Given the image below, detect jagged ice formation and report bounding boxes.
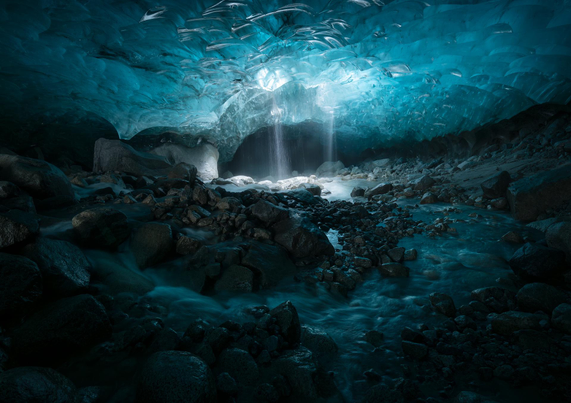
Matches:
[1,0,571,161]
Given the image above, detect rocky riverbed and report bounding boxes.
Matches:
[0,123,571,403]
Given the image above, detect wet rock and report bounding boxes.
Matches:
[217,348,259,386]
[22,238,90,296]
[273,217,334,259]
[0,253,42,317]
[552,303,571,334]
[215,197,242,211]
[507,165,571,221]
[216,373,238,396]
[516,283,567,314]
[131,223,173,268]
[0,367,77,403]
[301,326,338,354]
[136,351,216,403]
[272,347,338,399]
[402,341,428,360]
[481,171,511,199]
[270,301,301,345]
[364,182,393,199]
[378,263,410,277]
[0,181,19,198]
[420,192,438,204]
[0,210,39,249]
[354,256,372,268]
[72,208,130,249]
[93,139,171,177]
[251,199,289,225]
[0,154,75,208]
[351,187,365,197]
[364,330,384,348]
[404,249,418,261]
[175,235,204,255]
[471,287,516,313]
[388,247,405,262]
[316,161,344,177]
[508,243,567,282]
[429,292,457,317]
[546,221,571,262]
[241,242,297,289]
[12,294,111,364]
[412,175,436,191]
[501,231,524,244]
[168,162,197,184]
[214,265,254,292]
[88,252,155,295]
[151,142,219,181]
[491,311,546,335]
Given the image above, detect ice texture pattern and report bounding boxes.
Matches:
[1,0,571,160]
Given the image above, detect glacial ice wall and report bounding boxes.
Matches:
[1,0,571,160]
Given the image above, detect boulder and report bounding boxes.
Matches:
[0,154,75,208]
[241,242,297,289]
[131,223,173,268]
[491,311,546,335]
[507,164,571,221]
[137,351,216,403]
[429,292,457,317]
[420,192,438,204]
[273,217,334,259]
[350,187,365,197]
[0,367,77,403]
[315,161,344,177]
[508,243,567,282]
[12,294,111,364]
[22,238,90,296]
[72,208,131,249]
[481,171,511,199]
[378,263,410,277]
[270,301,301,345]
[175,235,203,255]
[552,303,571,334]
[216,348,259,386]
[546,221,571,262]
[402,341,428,360]
[214,265,254,292]
[471,287,516,313]
[168,162,197,184]
[151,142,219,181]
[0,253,42,318]
[364,330,384,348]
[93,139,172,176]
[0,210,39,249]
[251,199,289,225]
[364,182,393,199]
[301,326,338,354]
[412,175,436,191]
[0,181,19,198]
[516,283,567,314]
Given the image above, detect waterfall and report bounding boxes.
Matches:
[325,109,337,163]
[271,98,290,179]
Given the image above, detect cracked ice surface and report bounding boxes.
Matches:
[1,0,571,160]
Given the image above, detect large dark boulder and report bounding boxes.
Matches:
[508,243,568,282]
[130,223,173,268]
[136,351,216,403]
[22,238,90,296]
[11,294,111,364]
[72,208,130,249]
[0,253,42,318]
[0,210,39,249]
[151,142,219,181]
[241,242,297,289]
[214,265,255,292]
[93,139,172,176]
[216,348,259,386]
[0,367,77,403]
[516,283,567,314]
[364,182,393,199]
[0,155,74,208]
[412,175,435,191]
[270,301,301,345]
[491,311,546,335]
[481,171,511,199]
[546,221,571,263]
[273,217,334,259]
[507,165,571,221]
[251,199,290,225]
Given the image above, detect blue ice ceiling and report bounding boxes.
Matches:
[1,0,571,160]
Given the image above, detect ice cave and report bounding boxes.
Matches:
[1,0,571,402]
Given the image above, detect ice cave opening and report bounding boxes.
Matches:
[1,1,571,403]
